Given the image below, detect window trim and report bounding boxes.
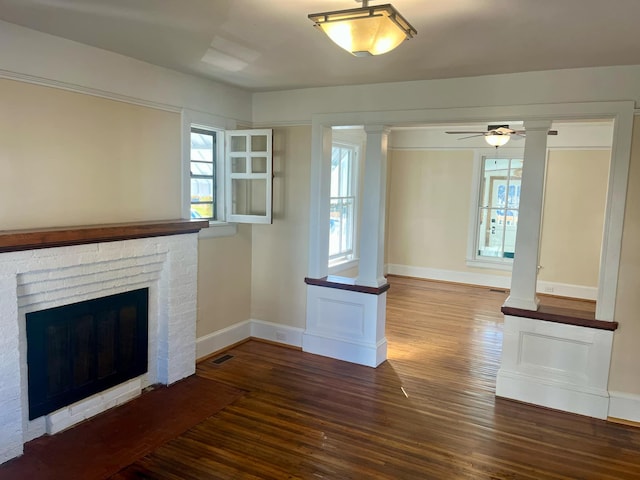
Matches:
[181,109,237,238]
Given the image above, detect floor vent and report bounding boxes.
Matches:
[211,354,234,365]
[489,288,507,293]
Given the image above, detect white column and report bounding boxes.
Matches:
[503,120,552,310]
[356,125,389,288]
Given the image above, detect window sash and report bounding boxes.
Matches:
[475,157,522,261]
[190,128,216,220]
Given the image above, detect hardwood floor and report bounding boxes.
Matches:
[4,276,640,479]
[112,276,640,479]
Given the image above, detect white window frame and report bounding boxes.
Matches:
[466,148,525,270]
[328,141,359,273]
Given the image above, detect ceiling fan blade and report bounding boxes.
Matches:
[457,134,485,140]
[445,131,486,135]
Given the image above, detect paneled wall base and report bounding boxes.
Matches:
[302,285,387,367]
[497,315,613,419]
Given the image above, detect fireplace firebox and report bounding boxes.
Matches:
[26,288,149,420]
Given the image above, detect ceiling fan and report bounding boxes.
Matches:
[445,124,558,147]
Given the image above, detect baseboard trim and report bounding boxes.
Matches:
[496,369,610,419]
[608,391,640,424]
[196,319,303,360]
[195,320,251,360]
[249,319,304,348]
[302,333,387,368]
[386,264,597,300]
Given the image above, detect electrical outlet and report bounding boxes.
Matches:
[544,287,554,293]
[276,331,286,341]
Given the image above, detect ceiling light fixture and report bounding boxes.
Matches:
[484,133,511,148]
[308,0,417,57]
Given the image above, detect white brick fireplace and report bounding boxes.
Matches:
[0,223,202,464]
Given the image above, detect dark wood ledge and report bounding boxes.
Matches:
[0,219,209,253]
[304,276,390,295]
[501,305,618,331]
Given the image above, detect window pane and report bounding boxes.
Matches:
[232,157,246,173]
[252,157,267,173]
[477,208,504,258]
[191,161,213,176]
[191,132,213,162]
[231,179,267,216]
[190,203,213,219]
[250,135,267,152]
[230,136,246,153]
[329,197,354,259]
[191,178,213,201]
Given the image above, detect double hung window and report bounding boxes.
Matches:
[473,157,523,262]
[329,143,358,266]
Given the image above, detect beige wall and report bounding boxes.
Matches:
[387,150,477,271]
[386,148,608,287]
[251,126,311,328]
[538,150,610,286]
[0,78,253,343]
[196,225,252,337]
[0,79,181,229]
[609,119,640,394]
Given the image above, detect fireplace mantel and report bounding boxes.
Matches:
[0,221,205,464]
[0,219,209,253]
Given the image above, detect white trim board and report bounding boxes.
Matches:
[196,320,303,360]
[386,264,597,300]
[608,391,640,424]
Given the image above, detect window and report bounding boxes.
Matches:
[226,130,273,224]
[329,143,358,266]
[182,110,272,236]
[190,127,217,220]
[473,157,523,262]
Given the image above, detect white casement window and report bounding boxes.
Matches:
[467,155,523,268]
[329,142,358,267]
[182,110,272,237]
[226,130,273,224]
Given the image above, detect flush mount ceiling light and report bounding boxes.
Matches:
[308,0,417,56]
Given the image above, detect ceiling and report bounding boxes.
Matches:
[1,0,640,92]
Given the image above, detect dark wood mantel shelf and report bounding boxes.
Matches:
[501,305,618,331]
[0,219,209,253]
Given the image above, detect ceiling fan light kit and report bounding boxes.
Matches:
[445,125,558,148]
[484,133,511,147]
[308,1,417,56]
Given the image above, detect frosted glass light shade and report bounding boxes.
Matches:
[309,4,416,56]
[485,134,511,147]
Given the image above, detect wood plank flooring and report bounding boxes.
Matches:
[5,277,640,480]
[111,276,640,479]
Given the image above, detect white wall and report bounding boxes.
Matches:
[0,19,251,121]
[253,65,640,125]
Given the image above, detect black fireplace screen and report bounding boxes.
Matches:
[26,288,148,420]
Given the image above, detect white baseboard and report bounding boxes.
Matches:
[387,264,510,289]
[196,320,251,360]
[302,333,387,368]
[250,319,304,348]
[196,319,303,360]
[496,369,610,419]
[608,391,640,423]
[386,264,597,300]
